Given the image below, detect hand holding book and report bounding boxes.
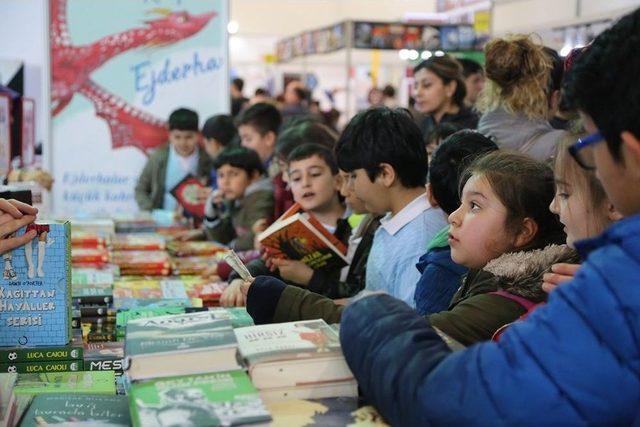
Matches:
[270,258,314,286]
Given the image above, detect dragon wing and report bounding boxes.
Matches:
[79,79,168,154]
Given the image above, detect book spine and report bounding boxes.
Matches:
[0,359,84,373]
[85,331,118,342]
[73,317,116,329]
[79,307,117,317]
[73,295,114,305]
[84,357,124,374]
[0,346,84,363]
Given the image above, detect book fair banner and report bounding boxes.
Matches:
[50,0,229,215]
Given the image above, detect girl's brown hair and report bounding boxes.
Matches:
[554,133,610,233]
[413,55,467,108]
[476,34,553,120]
[460,151,565,250]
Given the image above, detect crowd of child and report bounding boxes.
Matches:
[2,8,634,425]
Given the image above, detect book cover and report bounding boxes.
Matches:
[13,371,116,395]
[266,396,388,427]
[258,204,348,270]
[0,345,83,364]
[170,256,216,275]
[112,233,166,251]
[167,241,226,257]
[111,251,170,276]
[234,320,341,364]
[169,174,208,219]
[116,306,191,333]
[0,359,83,374]
[125,312,235,357]
[70,219,115,237]
[84,342,125,373]
[0,221,71,347]
[0,372,17,425]
[72,267,114,287]
[113,297,201,311]
[206,307,254,328]
[129,370,271,427]
[20,393,130,426]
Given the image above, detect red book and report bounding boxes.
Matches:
[258,203,348,270]
[111,233,166,251]
[170,174,207,218]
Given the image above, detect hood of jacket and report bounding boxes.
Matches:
[483,244,580,302]
[478,108,566,161]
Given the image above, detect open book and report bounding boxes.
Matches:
[258,204,348,270]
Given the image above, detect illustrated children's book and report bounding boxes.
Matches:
[0,221,71,347]
[258,204,348,270]
[129,370,271,427]
[19,394,130,427]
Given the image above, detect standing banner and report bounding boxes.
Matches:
[50,0,228,215]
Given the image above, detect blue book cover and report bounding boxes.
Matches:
[0,221,71,346]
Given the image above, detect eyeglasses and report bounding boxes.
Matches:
[568,131,604,170]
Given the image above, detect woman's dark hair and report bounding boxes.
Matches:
[213,146,264,176]
[202,115,237,146]
[429,130,498,215]
[287,143,339,175]
[460,151,565,249]
[275,120,338,159]
[414,55,467,108]
[336,108,428,188]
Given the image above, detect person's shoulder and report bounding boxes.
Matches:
[147,144,170,162]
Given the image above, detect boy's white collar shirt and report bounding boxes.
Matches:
[380,192,431,236]
[170,145,199,176]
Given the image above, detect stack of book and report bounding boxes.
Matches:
[112,276,227,308]
[123,310,271,426]
[0,341,84,375]
[111,233,166,251]
[71,267,117,342]
[19,393,130,426]
[110,251,171,276]
[166,241,226,257]
[234,320,357,402]
[71,247,110,268]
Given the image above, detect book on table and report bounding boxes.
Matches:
[258,203,348,270]
[111,233,166,251]
[234,319,354,390]
[124,311,241,381]
[19,394,130,427]
[169,174,209,219]
[129,370,271,427]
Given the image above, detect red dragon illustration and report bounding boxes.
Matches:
[50,0,216,152]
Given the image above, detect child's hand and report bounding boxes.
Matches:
[172,229,204,242]
[542,263,581,293]
[220,279,246,307]
[270,259,313,286]
[196,187,213,204]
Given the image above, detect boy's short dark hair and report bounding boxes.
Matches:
[335,108,428,188]
[276,120,338,160]
[232,78,244,92]
[236,103,282,136]
[564,8,640,160]
[168,108,199,131]
[202,115,237,146]
[457,58,483,78]
[287,143,339,175]
[429,130,498,214]
[213,146,265,176]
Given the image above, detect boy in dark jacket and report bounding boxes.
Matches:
[203,147,273,251]
[338,10,640,426]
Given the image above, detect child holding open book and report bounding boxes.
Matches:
[221,144,350,306]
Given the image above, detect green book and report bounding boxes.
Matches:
[0,345,83,363]
[125,311,240,381]
[13,371,116,395]
[116,306,188,333]
[206,307,254,328]
[20,394,130,426]
[0,360,83,374]
[129,370,271,427]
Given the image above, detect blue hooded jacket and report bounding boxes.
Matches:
[340,213,640,426]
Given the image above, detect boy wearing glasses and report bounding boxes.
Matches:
[334,9,640,426]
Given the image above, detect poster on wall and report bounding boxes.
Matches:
[21,97,35,167]
[49,0,228,216]
[0,94,11,178]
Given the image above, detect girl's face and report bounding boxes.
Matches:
[288,155,341,212]
[549,179,608,248]
[448,175,515,269]
[414,68,454,115]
